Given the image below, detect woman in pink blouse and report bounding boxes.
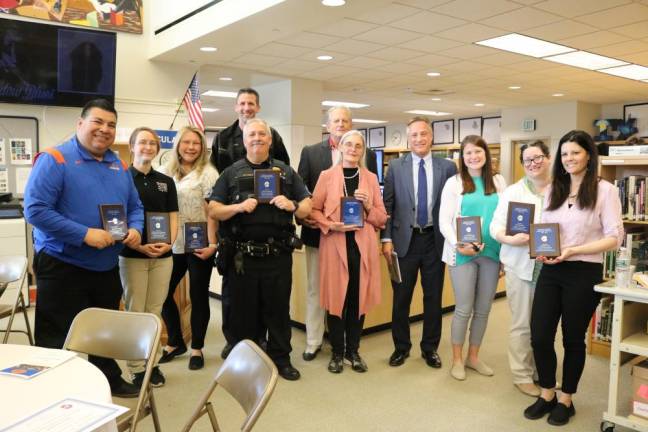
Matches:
[523,130,623,426]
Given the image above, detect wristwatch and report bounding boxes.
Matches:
[291,200,299,213]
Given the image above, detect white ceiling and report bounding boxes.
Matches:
[151,0,648,127]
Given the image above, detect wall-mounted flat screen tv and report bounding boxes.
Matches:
[0,19,116,107]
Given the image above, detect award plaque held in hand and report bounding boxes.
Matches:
[254,169,281,203]
[146,212,171,244]
[184,222,208,252]
[456,216,482,244]
[506,201,535,235]
[529,223,561,258]
[99,204,127,240]
[340,197,364,227]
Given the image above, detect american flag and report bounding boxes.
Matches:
[182,73,204,131]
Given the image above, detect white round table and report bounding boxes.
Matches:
[0,344,117,432]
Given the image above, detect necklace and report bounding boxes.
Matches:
[342,168,359,197]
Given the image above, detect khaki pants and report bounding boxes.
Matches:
[505,270,537,384]
[304,246,325,350]
[119,256,173,374]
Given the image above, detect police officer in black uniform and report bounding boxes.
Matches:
[209,118,312,381]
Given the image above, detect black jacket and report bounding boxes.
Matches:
[297,139,378,248]
[210,119,290,173]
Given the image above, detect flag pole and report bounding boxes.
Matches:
[169,72,198,130]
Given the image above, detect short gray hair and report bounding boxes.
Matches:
[337,129,366,167]
[243,118,272,137]
[327,106,352,123]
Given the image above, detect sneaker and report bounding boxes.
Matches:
[328,353,344,373]
[110,376,139,398]
[132,367,166,388]
[524,396,557,420]
[547,402,575,426]
[344,352,368,373]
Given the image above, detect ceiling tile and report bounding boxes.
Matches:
[405,53,461,67]
[253,43,312,58]
[230,54,283,67]
[398,35,464,53]
[355,3,422,25]
[439,60,482,72]
[474,52,533,66]
[376,62,426,74]
[394,0,454,8]
[354,26,423,44]
[619,50,648,65]
[524,20,599,40]
[594,40,648,57]
[390,11,468,34]
[431,0,523,21]
[612,20,648,39]
[559,31,630,49]
[269,59,321,72]
[481,7,563,31]
[433,23,506,43]
[321,39,384,56]
[366,46,428,62]
[339,56,392,69]
[311,19,378,38]
[438,44,494,60]
[533,0,632,18]
[277,32,341,48]
[574,3,648,28]
[298,50,354,63]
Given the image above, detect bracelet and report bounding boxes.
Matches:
[208,243,217,248]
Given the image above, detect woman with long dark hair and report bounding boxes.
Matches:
[523,130,623,426]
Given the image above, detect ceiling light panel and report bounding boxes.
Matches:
[598,64,648,81]
[202,90,238,98]
[322,100,370,108]
[476,33,575,58]
[544,51,628,70]
[353,119,387,124]
[405,110,452,116]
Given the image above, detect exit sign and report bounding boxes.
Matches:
[522,119,536,131]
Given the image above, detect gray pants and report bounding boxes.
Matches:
[449,256,500,346]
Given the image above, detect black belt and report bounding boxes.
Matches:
[234,240,286,257]
[413,225,434,234]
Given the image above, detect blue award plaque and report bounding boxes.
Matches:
[254,169,281,203]
[146,212,171,244]
[341,197,364,227]
[506,201,535,235]
[99,204,127,240]
[530,223,561,258]
[184,222,208,252]
[456,216,482,244]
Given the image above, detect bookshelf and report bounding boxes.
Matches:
[590,155,648,357]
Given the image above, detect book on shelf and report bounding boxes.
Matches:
[614,175,648,221]
[592,296,614,342]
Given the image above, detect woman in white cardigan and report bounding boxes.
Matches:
[489,141,552,397]
[439,135,507,381]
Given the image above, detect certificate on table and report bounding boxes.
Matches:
[0,348,76,379]
[0,397,127,432]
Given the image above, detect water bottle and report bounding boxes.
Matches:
[616,247,631,288]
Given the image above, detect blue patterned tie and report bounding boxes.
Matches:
[417,158,428,228]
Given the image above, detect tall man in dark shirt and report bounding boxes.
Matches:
[210,88,290,358]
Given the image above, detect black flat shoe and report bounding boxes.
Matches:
[158,345,187,364]
[389,350,410,367]
[110,377,139,398]
[328,353,344,373]
[344,352,368,373]
[524,396,558,420]
[303,346,322,361]
[547,402,575,426]
[422,350,442,368]
[188,354,204,370]
[278,364,301,381]
[220,343,234,359]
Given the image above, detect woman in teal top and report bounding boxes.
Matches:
[439,135,507,381]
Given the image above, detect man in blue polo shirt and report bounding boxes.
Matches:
[24,99,144,398]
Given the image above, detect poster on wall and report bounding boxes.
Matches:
[0,168,7,193]
[482,117,501,145]
[459,117,483,142]
[0,0,143,34]
[15,167,31,195]
[10,138,32,165]
[0,138,5,165]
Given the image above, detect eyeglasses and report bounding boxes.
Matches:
[522,155,545,166]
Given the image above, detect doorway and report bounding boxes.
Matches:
[510,138,551,183]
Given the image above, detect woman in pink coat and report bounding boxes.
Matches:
[311,130,387,374]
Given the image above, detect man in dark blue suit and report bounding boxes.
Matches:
[381,117,456,368]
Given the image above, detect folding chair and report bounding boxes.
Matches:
[181,339,278,432]
[0,255,33,344]
[63,307,162,432]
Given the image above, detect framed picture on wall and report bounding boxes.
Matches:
[482,117,501,144]
[368,127,386,148]
[459,117,482,142]
[624,102,648,138]
[358,128,367,143]
[432,120,454,144]
[322,132,330,142]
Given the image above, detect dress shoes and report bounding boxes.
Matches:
[344,352,368,373]
[422,350,442,368]
[302,345,322,361]
[524,396,557,420]
[158,345,187,364]
[278,364,301,381]
[328,353,344,374]
[388,350,410,367]
[188,353,204,370]
[516,382,541,397]
[110,377,140,398]
[220,343,234,359]
[547,402,575,426]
